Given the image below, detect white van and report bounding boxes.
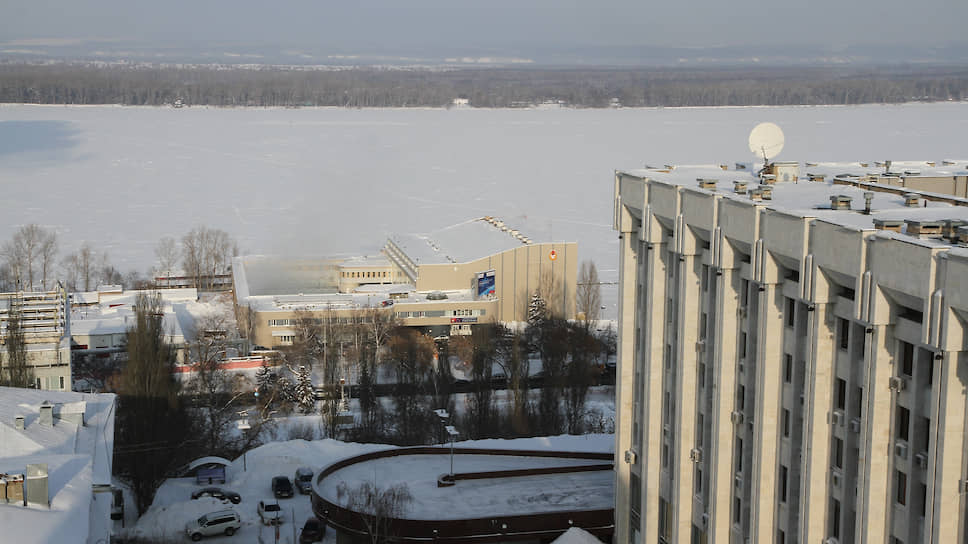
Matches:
[185,509,241,541]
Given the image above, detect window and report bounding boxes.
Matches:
[736,385,745,411]
[780,465,788,502]
[59,376,65,390]
[836,378,846,410]
[777,530,785,544]
[697,413,704,448]
[785,298,795,327]
[896,406,910,442]
[735,438,744,473]
[784,354,793,383]
[855,387,863,417]
[700,313,707,339]
[833,437,844,469]
[695,466,703,494]
[740,332,747,359]
[831,498,841,538]
[918,483,927,517]
[900,342,914,376]
[896,470,907,506]
[733,497,741,525]
[698,363,706,389]
[783,409,791,438]
[839,318,849,350]
[921,417,930,452]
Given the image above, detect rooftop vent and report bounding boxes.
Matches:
[38,402,54,427]
[807,173,826,182]
[905,220,944,237]
[903,193,921,207]
[873,219,904,232]
[749,188,764,201]
[956,225,968,244]
[903,170,921,176]
[829,195,853,210]
[942,160,956,166]
[15,415,24,430]
[863,191,875,215]
[926,161,936,167]
[697,178,718,190]
[735,163,747,170]
[943,219,967,240]
[733,180,749,194]
[760,173,777,185]
[719,164,729,171]
[760,185,774,200]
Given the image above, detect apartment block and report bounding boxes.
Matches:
[613,160,968,544]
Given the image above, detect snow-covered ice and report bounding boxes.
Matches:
[3,103,968,318]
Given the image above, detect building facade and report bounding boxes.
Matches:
[0,289,72,391]
[613,160,968,544]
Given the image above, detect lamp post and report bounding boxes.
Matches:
[433,409,458,477]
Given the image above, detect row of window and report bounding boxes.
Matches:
[341,270,390,279]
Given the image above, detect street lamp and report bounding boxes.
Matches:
[444,425,459,477]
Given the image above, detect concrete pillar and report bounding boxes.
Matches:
[799,302,836,544]
[928,349,967,544]
[708,268,741,543]
[857,322,895,544]
[614,230,638,544]
[642,241,669,544]
[750,283,785,541]
[672,253,701,542]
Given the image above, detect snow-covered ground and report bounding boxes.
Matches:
[4,103,968,318]
[119,433,614,543]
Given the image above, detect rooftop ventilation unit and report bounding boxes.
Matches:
[14,415,24,430]
[759,186,773,200]
[38,402,54,427]
[829,195,853,210]
[863,191,875,215]
[749,188,764,201]
[733,180,749,194]
[873,219,904,232]
[697,178,718,190]
[904,220,943,237]
[807,173,826,182]
[903,193,921,207]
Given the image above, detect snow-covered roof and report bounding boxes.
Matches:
[0,387,116,544]
[553,527,605,544]
[619,161,968,246]
[388,216,550,266]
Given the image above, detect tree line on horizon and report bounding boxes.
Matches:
[1,63,967,108]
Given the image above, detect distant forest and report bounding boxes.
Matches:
[1,62,967,108]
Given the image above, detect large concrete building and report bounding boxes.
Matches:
[612,160,968,544]
[234,217,576,349]
[0,288,72,391]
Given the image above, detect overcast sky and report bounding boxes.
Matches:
[2,1,965,54]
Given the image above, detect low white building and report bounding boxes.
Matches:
[0,386,116,544]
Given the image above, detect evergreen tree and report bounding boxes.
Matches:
[528,292,547,325]
[294,365,316,414]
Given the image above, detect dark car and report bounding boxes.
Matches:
[271,476,294,498]
[299,518,326,543]
[191,487,241,504]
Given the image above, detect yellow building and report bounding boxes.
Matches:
[234,217,576,349]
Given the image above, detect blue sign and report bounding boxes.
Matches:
[477,270,496,298]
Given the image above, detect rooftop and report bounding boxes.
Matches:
[620,160,968,248]
[387,216,547,266]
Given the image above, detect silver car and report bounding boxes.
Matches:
[294,467,314,494]
[185,509,241,541]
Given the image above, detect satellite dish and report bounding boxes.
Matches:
[748,122,785,163]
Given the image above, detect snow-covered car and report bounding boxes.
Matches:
[185,509,241,541]
[271,475,294,498]
[294,467,314,495]
[299,517,326,543]
[258,500,283,525]
[191,486,241,504]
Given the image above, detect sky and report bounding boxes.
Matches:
[1,0,966,58]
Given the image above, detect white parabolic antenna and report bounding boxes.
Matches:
[748,122,785,162]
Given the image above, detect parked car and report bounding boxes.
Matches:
[293,467,313,495]
[271,475,294,498]
[258,500,283,526]
[299,517,326,543]
[191,487,241,504]
[185,509,241,541]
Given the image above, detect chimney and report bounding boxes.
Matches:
[759,185,774,200]
[38,402,54,427]
[15,415,24,430]
[905,220,943,237]
[943,219,967,240]
[903,193,920,207]
[863,191,875,215]
[829,195,853,210]
[733,180,749,194]
[807,173,826,182]
[749,188,764,201]
[697,178,718,190]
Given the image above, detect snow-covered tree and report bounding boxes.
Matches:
[294,365,316,414]
[528,292,547,325]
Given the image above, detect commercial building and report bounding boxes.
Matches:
[234,217,576,349]
[0,288,72,391]
[612,160,968,544]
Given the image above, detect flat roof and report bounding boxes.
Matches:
[317,451,612,521]
[619,161,968,247]
[388,216,548,266]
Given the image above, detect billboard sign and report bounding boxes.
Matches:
[476,270,496,299]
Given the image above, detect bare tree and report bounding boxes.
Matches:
[2,224,56,291]
[38,229,58,291]
[182,226,236,289]
[154,236,178,288]
[576,260,601,321]
[496,327,531,436]
[336,481,413,544]
[387,328,435,445]
[2,299,33,388]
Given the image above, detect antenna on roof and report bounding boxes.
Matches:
[748,122,785,168]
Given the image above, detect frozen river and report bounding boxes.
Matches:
[2,102,967,317]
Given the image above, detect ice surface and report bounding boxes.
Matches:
[3,103,968,319]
